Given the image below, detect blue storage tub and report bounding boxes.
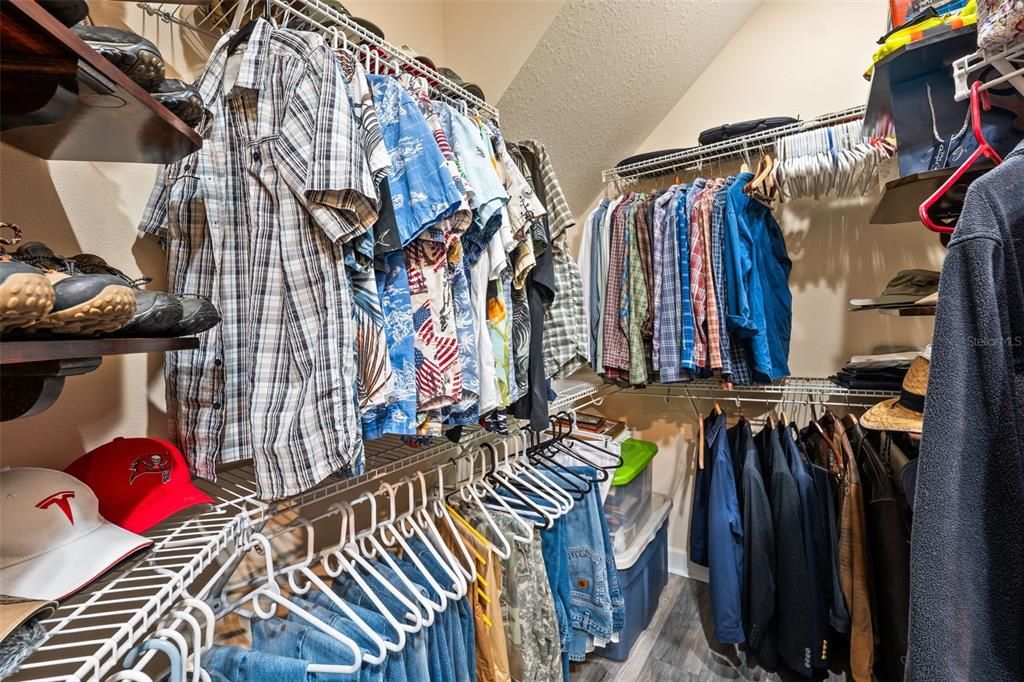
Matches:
[596,495,672,661]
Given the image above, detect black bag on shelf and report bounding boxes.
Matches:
[697,117,799,145]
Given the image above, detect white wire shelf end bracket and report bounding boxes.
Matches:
[600,106,867,185]
[137,0,499,122]
[953,40,1024,101]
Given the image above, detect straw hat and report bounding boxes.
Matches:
[860,353,930,433]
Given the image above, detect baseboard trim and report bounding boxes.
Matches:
[669,547,709,583]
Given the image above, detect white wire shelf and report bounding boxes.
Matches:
[9,386,601,680]
[601,106,867,184]
[953,40,1024,101]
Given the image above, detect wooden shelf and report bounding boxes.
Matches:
[0,336,198,365]
[0,337,198,420]
[869,164,994,225]
[0,0,202,163]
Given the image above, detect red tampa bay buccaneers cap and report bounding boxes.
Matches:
[65,437,213,534]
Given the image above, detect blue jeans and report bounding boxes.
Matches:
[391,555,454,682]
[251,617,360,680]
[287,595,393,682]
[562,467,624,661]
[333,564,430,682]
[204,644,312,681]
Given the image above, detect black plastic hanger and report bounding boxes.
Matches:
[226,19,258,56]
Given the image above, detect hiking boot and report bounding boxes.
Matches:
[14,243,136,335]
[68,253,183,337]
[37,0,88,27]
[149,79,206,128]
[0,260,55,333]
[163,295,220,337]
[71,25,165,90]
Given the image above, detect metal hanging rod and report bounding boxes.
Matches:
[607,376,898,404]
[601,105,867,184]
[137,0,499,122]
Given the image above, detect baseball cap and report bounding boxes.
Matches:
[0,595,55,643]
[0,468,152,601]
[65,437,213,534]
[849,269,940,309]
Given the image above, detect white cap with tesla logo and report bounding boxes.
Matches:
[0,468,152,601]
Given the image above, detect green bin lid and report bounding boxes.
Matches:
[612,438,658,486]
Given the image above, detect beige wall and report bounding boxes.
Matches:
[443,0,563,103]
[0,0,449,469]
[582,0,944,575]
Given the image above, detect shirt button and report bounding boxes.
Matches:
[252,151,261,163]
[183,164,191,172]
[214,358,223,367]
[212,401,222,410]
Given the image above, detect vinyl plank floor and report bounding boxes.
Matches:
[570,575,848,682]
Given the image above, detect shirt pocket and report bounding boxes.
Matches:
[166,169,206,243]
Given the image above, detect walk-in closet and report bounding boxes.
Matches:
[1,1,1022,680]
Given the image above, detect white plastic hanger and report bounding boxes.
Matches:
[317,503,416,645]
[470,445,540,538]
[323,500,429,633]
[280,519,389,664]
[489,439,563,526]
[506,432,574,514]
[394,477,467,598]
[349,492,444,621]
[429,465,479,584]
[228,533,363,674]
[376,482,454,608]
[455,449,512,560]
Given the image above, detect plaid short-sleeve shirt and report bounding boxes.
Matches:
[139,21,377,499]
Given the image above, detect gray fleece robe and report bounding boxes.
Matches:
[906,140,1024,681]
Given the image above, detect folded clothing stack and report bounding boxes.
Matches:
[832,350,924,391]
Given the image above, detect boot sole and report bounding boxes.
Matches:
[89,43,165,89]
[0,273,56,332]
[34,284,137,335]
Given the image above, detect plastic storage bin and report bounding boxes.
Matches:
[597,493,672,661]
[604,438,658,554]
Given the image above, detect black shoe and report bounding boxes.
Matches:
[37,0,88,27]
[163,295,220,337]
[71,25,165,90]
[116,290,183,337]
[13,243,136,335]
[149,79,206,128]
[68,253,184,336]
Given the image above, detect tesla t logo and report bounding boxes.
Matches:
[129,454,172,485]
[36,491,76,525]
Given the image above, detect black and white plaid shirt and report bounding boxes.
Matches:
[139,20,378,499]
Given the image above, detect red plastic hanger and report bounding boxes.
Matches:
[919,81,1004,234]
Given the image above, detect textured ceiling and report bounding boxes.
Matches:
[497,0,761,215]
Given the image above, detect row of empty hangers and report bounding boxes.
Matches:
[111,415,621,681]
[604,116,893,204]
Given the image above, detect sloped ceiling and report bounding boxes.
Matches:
[496,0,761,215]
